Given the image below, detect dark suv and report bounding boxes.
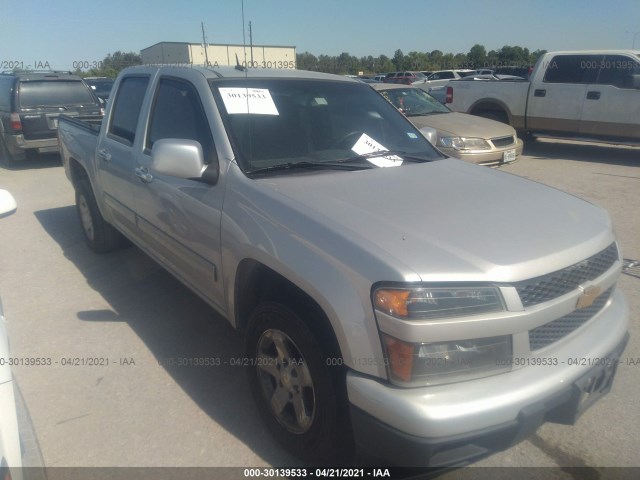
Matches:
[0,71,102,163]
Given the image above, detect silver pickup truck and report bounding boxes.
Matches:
[58,65,629,467]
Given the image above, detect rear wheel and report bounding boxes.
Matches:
[246,302,352,464]
[75,179,125,253]
[0,136,17,166]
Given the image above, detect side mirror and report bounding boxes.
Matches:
[633,74,640,89]
[151,139,218,185]
[0,190,17,219]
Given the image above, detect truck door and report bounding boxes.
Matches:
[96,75,150,238]
[579,54,640,139]
[133,75,225,310]
[526,54,599,134]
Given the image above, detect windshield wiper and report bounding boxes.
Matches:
[247,160,374,176]
[406,111,448,116]
[338,150,434,164]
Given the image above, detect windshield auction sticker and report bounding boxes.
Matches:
[351,133,403,168]
[219,88,279,115]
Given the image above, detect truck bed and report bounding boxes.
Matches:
[59,114,103,134]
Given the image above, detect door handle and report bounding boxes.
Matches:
[586,91,601,100]
[533,89,546,97]
[134,166,154,184]
[97,148,111,162]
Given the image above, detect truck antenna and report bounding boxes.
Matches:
[201,21,210,67]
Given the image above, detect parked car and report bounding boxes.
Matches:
[83,77,115,102]
[373,74,386,82]
[415,69,477,88]
[0,71,103,164]
[58,66,628,467]
[446,50,640,143]
[384,71,428,84]
[0,189,22,480]
[413,69,479,100]
[372,83,523,165]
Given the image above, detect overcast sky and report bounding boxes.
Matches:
[1,0,639,71]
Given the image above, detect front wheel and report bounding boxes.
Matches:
[246,302,352,464]
[75,179,125,253]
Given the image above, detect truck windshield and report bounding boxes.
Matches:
[210,79,443,175]
[19,81,96,108]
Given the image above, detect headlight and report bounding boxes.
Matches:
[438,137,491,151]
[374,286,505,319]
[374,285,510,385]
[382,334,512,385]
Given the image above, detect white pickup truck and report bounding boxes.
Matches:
[445,50,640,144]
[57,65,629,467]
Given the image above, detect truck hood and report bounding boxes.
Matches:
[261,159,613,282]
[408,112,516,139]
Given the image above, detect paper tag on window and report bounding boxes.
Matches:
[219,88,279,115]
[351,133,403,167]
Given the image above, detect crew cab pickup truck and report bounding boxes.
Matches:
[58,65,629,467]
[445,50,640,144]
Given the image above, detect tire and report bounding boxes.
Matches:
[246,302,352,464]
[75,178,125,253]
[0,136,17,166]
[517,130,537,142]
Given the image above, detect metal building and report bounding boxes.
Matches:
[140,42,297,69]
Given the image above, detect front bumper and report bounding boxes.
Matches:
[439,138,523,166]
[347,289,629,467]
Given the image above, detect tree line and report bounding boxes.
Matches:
[296,44,547,75]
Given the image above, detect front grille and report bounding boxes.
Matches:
[529,288,613,350]
[514,243,618,308]
[490,135,515,147]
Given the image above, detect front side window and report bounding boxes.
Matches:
[596,55,640,89]
[211,79,442,175]
[147,77,213,161]
[108,76,149,144]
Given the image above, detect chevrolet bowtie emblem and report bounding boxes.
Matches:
[576,285,601,309]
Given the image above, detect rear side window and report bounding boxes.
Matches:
[18,80,96,108]
[108,76,149,145]
[146,77,213,161]
[596,55,640,88]
[0,77,14,110]
[543,55,600,84]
